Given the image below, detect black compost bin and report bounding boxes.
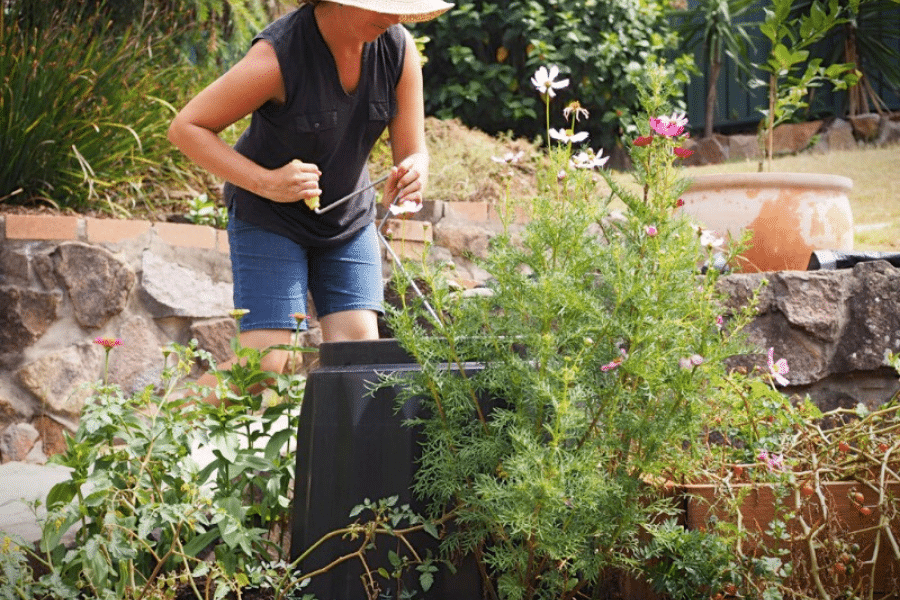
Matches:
[290,339,483,600]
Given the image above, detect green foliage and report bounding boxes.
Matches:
[0,1,202,214]
[382,62,754,600]
[2,338,305,599]
[0,0,271,215]
[186,193,229,228]
[752,0,859,167]
[637,519,735,600]
[409,0,693,149]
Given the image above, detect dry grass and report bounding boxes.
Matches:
[683,146,900,251]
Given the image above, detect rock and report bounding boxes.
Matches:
[17,343,105,416]
[190,317,238,365]
[831,261,900,373]
[54,242,135,329]
[728,134,761,162]
[876,116,900,147]
[433,221,493,260]
[0,422,39,463]
[32,415,69,458]
[140,251,233,318]
[849,113,880,142]
[0,285,63,361]
[771,120,823,155]
[820,118,855,152]
[24,440,47,465]
[681,135,728,166]
[105,315,168,393]
[772,271,849,342]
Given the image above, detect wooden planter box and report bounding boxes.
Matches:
[682,481,900,596]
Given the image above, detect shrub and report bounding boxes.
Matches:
[409,0,693,150]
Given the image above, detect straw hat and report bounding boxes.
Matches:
[328,0,454,22]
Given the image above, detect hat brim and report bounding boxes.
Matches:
[331,1,454,23]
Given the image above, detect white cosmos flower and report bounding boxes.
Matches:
[570,149,609,169]
[699,229,725,250]
[531,65,569,98]
[389,198,423,216]
[491,151,525,164]
[549,128,589,144]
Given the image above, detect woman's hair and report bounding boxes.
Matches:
[298,0,321,5]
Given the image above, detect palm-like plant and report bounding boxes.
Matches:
[826,0,900,116]
[674,0,757,138]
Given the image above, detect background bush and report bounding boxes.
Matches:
[0,0,273,215]
[409,0,694,150]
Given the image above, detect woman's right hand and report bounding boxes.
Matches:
[262,159,322,204]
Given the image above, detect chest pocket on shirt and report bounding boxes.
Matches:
[366,100,396,148]
[294,110,339,156]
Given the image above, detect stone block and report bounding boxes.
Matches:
[728,134,761,162]
[876,117,900,147]
[5,215,80,241]
[54,242,135,329]
[86,217,151,244]
[849,113,880,141]
[771,121,823,155]
[153,221,216,249]
[434,221,492,260]
[190,317,238,365]
[105,315,168,393]
[140,251,233,319]
[17,343,105,416]
[0,285,63,357]
[0,422,39,463]
[824,118,856,152]
[681,135,728,166]
[32,415,69,458]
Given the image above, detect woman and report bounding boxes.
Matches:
[167,0,452,400]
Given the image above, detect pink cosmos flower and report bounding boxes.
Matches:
[94,337,123,350]
[645,225,658,237]
[715,315,724,330]
[649,112,688,137]
[674,147,694,158]
[633,135,653,147]
[767,347,790,386]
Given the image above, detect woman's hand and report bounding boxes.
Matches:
[383,153,428,207]
[262,159,322,204]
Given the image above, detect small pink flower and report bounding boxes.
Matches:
[715,315,724,330]
[94,337,123,350]
[690,354,704,366]
[601,348,628,372]
[292,312,308,322]
[645,225,658,237]
[633,135,653,147]
[649,112,688,137]
[675,198,684,208]
[674,147,694,158]
[767,347,790,386]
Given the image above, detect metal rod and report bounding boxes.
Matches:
[314,174,390,215]
[376,229,441,325]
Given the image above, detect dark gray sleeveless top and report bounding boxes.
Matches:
[223,5,406,247]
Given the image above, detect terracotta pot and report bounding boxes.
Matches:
[681,480,900,595]
[679,172,854,272]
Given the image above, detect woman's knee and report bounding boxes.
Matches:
[239,329,293,373]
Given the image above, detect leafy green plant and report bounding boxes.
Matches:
[186,193,229,228]
[0,331,305,599]
[752,0,859,169]
[381,60,755,599]
[408,0,693,150]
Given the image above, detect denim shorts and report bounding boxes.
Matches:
[227,216,384,331]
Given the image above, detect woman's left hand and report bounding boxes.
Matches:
[383,154,427,207]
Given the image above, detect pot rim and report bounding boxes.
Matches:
[686,172,853,192]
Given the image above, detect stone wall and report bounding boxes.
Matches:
[2,208,899,463]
